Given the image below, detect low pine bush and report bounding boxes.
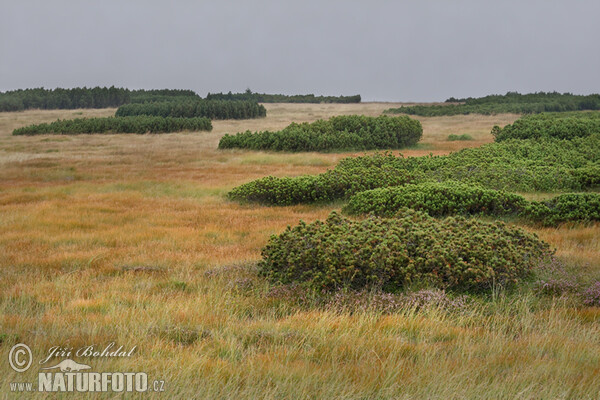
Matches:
[115,100,266,120]
[344,182,600,227]
[12,116,212,135]
[218,115,423,152]
[229,136,600,205]
[228,153,416,205]
[343,181,528,218]
[492,112,600,142]
[525,193,600,226]
[384,92,600,116]
[259,210,551,292]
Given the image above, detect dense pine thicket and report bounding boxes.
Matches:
[259,210,551,292]
[0,87,200,111]
[206,89,361,103]
[0,87,362,111]
[128,89,199,104]
[116,100,266,120]
[385,92,600,116]
[12,116,212,135]
[492,112,600,141]
[0,87,130,111]
[344,182,600,226]
[218,115,422,152]
[228,136,600,205]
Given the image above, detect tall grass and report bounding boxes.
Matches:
[1,105,599,398]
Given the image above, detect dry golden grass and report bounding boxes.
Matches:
[1,104,599,398]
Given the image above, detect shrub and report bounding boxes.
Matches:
[492,112,600,142]
[115,100,266,120]
[12,116,212,135]
[259,210,551,292]
[385,92,600,116]
[343,181,528,218]
[572,167,600,188]
[447,134,473,141]
[532,258,580,296]
[524,193,600,226]
[582,282,600,306]
[344,183,600,227]
[229,136,600,205]
[535,278,580,296]
[228,153,417,205]
[218,115,422,152]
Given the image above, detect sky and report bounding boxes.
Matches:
[1,0,599,102]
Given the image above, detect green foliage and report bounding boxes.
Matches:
[0,87,200,112]
[229,136,600,205]
[0,87,130,111]
[115,100,266,120]
[228,153,417,205]
[524,193,600,226]
[492,112,600,141]
[343,182,528,218]
[12,116,212,135]
[259,210,551,292]
[447,134,473,141]
[206,89,361,103]
[344,182,600,227]
[128,89,199,104]
[218,115,422,152]
[385,92,600,116]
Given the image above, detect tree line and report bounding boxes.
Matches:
[206,89,361,103]
[386,92,600,116]
[0,87,200,112]
[12,116,212,135]
[0,86,363,112]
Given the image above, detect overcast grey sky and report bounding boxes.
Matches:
[1,0,599,102]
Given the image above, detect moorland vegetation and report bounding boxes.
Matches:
[386,92,600,116]
[218,115,422,152]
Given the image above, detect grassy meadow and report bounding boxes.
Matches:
[1,103,599,399]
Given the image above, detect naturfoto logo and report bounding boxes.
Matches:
[7,343,165,393]
[41,359,91,372]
